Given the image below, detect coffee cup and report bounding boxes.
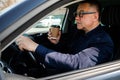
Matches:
[50,25,60,38]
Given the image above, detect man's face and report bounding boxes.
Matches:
[75,3,98,32]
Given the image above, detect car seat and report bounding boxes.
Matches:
[101,5,120,60]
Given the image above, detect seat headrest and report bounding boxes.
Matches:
[101,6,120,26]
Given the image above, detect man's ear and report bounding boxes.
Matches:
[93,13,99,21]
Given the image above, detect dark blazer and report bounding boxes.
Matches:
[35,24,114,71]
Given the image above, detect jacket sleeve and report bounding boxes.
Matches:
[35,45,100,70]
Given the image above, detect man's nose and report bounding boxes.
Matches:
[75,15,81,20]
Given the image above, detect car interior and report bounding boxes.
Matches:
[1,0,120,79]
[101,5,120,60]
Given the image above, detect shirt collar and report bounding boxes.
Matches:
[85,24,102,37]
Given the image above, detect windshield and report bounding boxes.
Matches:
[26,8,67,34]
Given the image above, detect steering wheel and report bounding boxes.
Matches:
[11,41,38,66]
[13,34,38,65]
[1,34,47,77]
[13,34,45,68]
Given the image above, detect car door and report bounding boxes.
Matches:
[1,0,120,80]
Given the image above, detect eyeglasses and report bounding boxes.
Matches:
[73,10,96,17]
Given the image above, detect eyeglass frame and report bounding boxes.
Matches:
[73,10,96,18]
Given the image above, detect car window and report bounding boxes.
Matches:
[25,8,67,34]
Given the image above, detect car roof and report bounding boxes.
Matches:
[0,0,48,33]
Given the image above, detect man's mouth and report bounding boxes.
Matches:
[76,22,81,24]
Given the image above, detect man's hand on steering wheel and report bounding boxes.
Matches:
[15,35,44,67]
[16,35,39,52]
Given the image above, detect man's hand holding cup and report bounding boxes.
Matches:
[48,25,61,44]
